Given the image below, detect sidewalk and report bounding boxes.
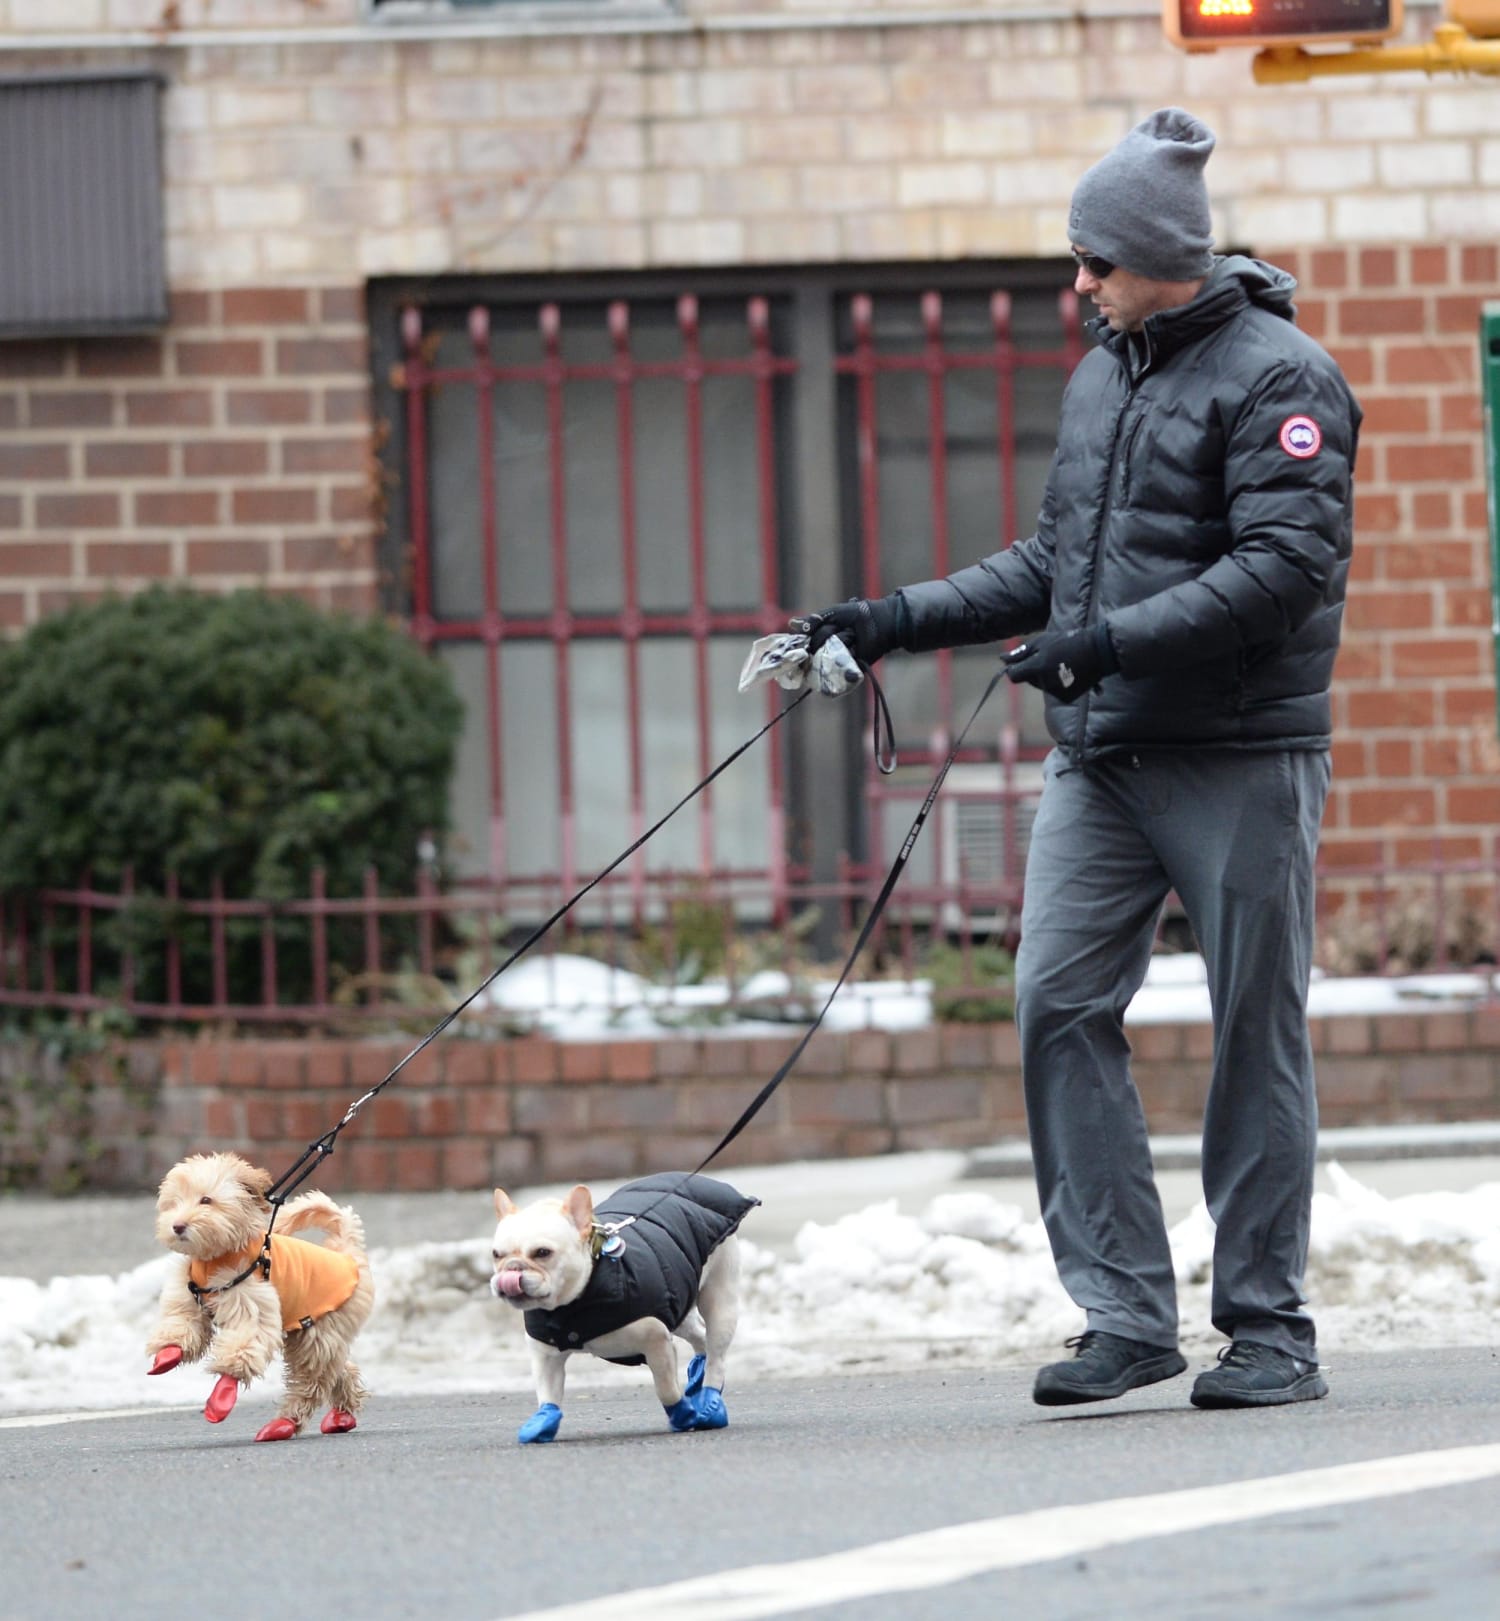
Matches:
[3,1122,1498,1284]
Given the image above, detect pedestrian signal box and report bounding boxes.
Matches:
[1163,0,1403,48]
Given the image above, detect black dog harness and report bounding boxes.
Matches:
[524,1174,759,1366]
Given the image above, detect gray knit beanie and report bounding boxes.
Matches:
[1067,108,1215,281]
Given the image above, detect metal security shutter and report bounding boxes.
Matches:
[0,70,167,339]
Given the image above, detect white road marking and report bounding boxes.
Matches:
[500,1443,1500,1621]
[0,1406,185,1429]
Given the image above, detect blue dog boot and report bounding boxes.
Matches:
[690,1387,729,1430]
[684,1355,706,1398]
[518,1403,562,1444]
[664,1396,697,1432]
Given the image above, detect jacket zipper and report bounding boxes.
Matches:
[1071,343,1149,765]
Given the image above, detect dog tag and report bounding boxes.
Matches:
[599,1233,626,1260]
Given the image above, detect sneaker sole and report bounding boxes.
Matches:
[1033,1350,1188,1406]
[1190,1370,1329,1410]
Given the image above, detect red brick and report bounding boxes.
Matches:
[342,1142,394,1188]
[1357,394,1429,436]
[462,1092,512,1134]
[186,537,273,574]
[1356,248,1398,288]
[277,336,366,375]
[1308,248,1349,289]
[85,441,172,478]
[1396,1054,1496,1105]
[1347,589,1433,632]
[183,438,270,476]
[1410,490,1454,530]
[1390,639,1483,679]
[1372,1014,1425,1052]
[0,395,17,429]
[891,1028,942,1073]
[1129,1024,1182,1062]
[1435,294,1485,334]
[1460,244,1498,282]
[0,541,71,577]
[1383,342,1475,386]
[135,489,220,527]
[260,1042,308,1089]
[411,1095,462,1135]
[1438,394,1483,434]
[1315,1056,1393,1110]
[37,491,119,528]
[203,1098,242,1138]
[394,1141,442,1190]
[0,442,70,479]
[78,340,164,378]
[1448,785,1500,825]
[653,1036,705,1078]
[559,1042,610,1083]
[227,388,315,425]
[5,343,67,378]
[1325,345,1373,386]
[282,437,366,475]
[605,1040,658,1082]
[441,1043,495,1086]
[1384,441,1474,484]
[1381,541,1477,582]
[508,1039,558,1083]
[223,288,312,325]
[1341,297,1425,336]
[1443,686,1496,726]
[324,385,371,425]
[940,1024,995,1070]
[1353,491,1399,532]
[350,1041,418,1087]
[84,541,172,577]
[370,1096,412,1139]
[125,390,214,428]
[176,339,265,377]
[1372,738,1412,776]
[1419,1011,1474,1052]
[329,485,371,523]
[1408,245,1450,286]
[442,1138,495,1190]
[702,1039,752,1078]
[539,1135,639,1182]
[1345,786,1436,828]
[233,486,319,525]
[170,289,214,325]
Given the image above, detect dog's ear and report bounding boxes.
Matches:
[494,1188,519,1220]
[240,1163,274,1204]
[562,1185,594,1237]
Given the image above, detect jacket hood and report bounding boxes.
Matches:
[1091,254,1299,362]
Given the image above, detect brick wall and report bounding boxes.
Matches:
[0,286,376,627]
[7,1011,1499,1193]
[1272,240,1499,877]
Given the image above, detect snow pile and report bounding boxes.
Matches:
[3,1164,1497,1419]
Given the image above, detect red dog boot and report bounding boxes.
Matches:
[320,1408,357,1434]
[147,1346,183,1375]
[203,1375,239,1423]
[254,1417,299,1443]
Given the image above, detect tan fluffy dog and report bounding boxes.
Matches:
[146,1152,374,1442]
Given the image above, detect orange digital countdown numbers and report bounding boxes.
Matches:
[1162,0,1402,47]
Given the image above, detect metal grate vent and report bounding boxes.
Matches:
[0,70,168,339]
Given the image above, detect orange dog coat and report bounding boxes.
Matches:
[189,1233,360,1331]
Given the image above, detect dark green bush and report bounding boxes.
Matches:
[0,588,465,1009]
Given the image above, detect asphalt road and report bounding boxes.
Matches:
[4,1348,1498,1621]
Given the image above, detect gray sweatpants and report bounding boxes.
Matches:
[1015,745,1331,1360]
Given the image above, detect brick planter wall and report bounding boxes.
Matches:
[5,1010,1499,1194]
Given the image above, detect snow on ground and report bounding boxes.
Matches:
[3,1162,1497,1420]
[474,950,1500,1037]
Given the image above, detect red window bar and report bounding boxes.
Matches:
[834,287,1086,950]
[397,295,798,927]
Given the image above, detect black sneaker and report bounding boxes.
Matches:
[1190,1340,1328,1409]
[1033,1330,1188,1406]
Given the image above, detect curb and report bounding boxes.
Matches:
[964,1119,1500,1178]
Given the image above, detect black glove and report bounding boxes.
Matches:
[1002,622,1118,704]
[797,595,907,668]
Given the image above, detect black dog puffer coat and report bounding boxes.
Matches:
[524,1174,759,1366]
[896,256,1362,761]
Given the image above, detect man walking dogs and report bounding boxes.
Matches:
[800,109,1361,1409]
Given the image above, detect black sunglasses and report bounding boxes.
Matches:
[1071,248,1116,280]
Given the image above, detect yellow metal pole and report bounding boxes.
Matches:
[1253,24,1500,80]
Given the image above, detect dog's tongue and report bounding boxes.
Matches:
[495,1271,527,1299]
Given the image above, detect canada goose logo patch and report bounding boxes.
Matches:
[1279,415,1322,458]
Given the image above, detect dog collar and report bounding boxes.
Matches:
[187,1232,272,1302]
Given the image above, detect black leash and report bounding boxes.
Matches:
[259,687,815,1214]
[677,662,1006,1180]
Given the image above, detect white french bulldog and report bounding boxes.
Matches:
[488,1172,758,1444]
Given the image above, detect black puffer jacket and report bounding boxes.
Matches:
[897,256,1362,760]
[524,1174,758,1366]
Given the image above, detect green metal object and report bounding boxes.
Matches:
[1486,304,1500,731]
[1472,303,1498,729]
